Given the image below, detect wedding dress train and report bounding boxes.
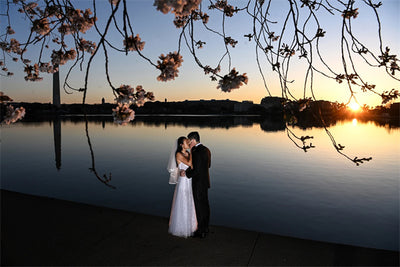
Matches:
[168,162,197,237]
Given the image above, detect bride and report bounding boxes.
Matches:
[167,136,197,237]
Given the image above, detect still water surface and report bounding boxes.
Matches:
[1,116,399,250]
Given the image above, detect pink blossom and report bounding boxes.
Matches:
[124,34,145,52]
[32,18,50,35]
[2,105,26,125]
[217,68,248,92]
[78,38,97,54]
[113,84,154,124]
[154,0,201,17]
[156,52,183,81]
[39,62,57,73]
[112,103,135,125]
[51,49,77,65]
[6,26,15,35]
[115,84,153,107]
[45,5,63,18]
[24,64,43,81]
[9,38,23,54]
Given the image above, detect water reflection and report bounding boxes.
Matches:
[43,115,398,183]
[2,115,399,251]
[53,118,61,170]
[24,114,400,130]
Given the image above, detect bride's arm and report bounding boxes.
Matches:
[176,152,191,167]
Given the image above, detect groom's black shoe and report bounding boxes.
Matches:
[192,230,207,238]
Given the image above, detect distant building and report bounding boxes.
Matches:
[101,97,105,105]
[53,67,61,108]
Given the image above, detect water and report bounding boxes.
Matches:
[1,115,399,251]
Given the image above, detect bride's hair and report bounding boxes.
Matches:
[175,136,186,166]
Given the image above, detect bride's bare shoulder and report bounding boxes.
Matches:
[175,151,184,162]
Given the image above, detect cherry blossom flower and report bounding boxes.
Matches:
[342,8,359,19]
[112,84,154,124]
[32,18,50,35]
[6,26,15,35]
[2,105,26,125]
[58,8,96,35]
[279,44,295,57]
[156,52,183,81]
[123,34,145,52]
[78,38,97,54]
[115,84,154,106]
[45,5,63,18]
[112,103,135,125]
[9,38,23,54]
[69,8,97,34]
[24,64,43,81]
[0,43,7,51]
[51,49,77,65]
[39,62,57,73]
[224,36,237,47]
[209,0,239,17]
[154,0,201,17]
[58,23,71,35]
[115,84,136,105]
[135,85,147,107]
[217,68,248,92]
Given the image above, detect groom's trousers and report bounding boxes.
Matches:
[193,185,210,233]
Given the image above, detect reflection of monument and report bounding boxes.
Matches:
[53,118,61,170]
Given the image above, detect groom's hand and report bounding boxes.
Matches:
[180,170,186,177]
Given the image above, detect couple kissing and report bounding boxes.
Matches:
[167,131,211,238]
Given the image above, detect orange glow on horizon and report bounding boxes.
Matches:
[348,102,361,111]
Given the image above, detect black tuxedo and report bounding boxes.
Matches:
[185,144,211,233]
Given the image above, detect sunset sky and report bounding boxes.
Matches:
[1,0,399,107]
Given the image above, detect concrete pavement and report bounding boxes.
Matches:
[1,189,398,266]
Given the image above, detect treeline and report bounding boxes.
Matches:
[7,99,399,124]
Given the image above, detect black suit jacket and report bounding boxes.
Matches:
[186,144,211,189]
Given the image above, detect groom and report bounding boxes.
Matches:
[184,131,211,238]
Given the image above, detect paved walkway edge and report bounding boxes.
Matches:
[1,189,399,266]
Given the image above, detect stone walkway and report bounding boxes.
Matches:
[1,189,398,266]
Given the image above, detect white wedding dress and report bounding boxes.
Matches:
[168,162,197,237]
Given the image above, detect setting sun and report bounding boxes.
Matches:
[349,102,361,111]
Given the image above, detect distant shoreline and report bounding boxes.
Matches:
[61,113,262,117]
